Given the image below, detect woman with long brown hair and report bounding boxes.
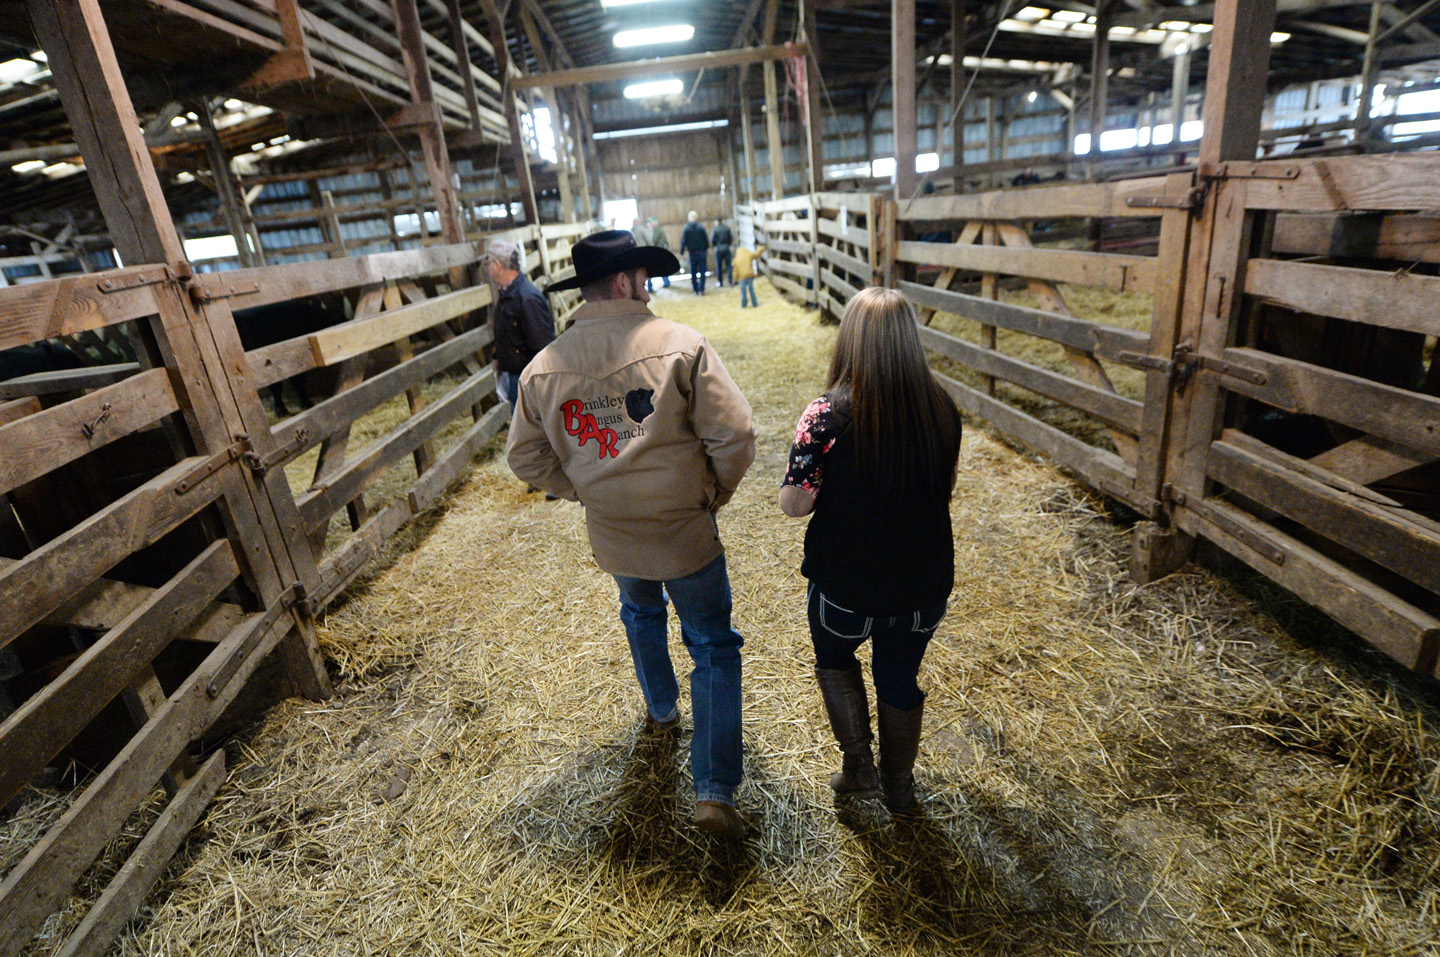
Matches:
[780,287,962,814]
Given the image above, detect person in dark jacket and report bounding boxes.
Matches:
[680,211,710,295]
[485,238,555,415]
[780,287,962,816]
[711,218,734,287]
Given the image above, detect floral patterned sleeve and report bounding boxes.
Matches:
[782,395,839,496]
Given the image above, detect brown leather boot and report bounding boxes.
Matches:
[877,693,925,814]
[815,667,882,798]
[694,801,746,840]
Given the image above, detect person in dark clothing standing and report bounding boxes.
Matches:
[780,287,962,816]
[711,218,733,287]
[485,238,555,415]
[680,210,710,295]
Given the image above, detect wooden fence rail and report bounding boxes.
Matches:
[0,222,583,955]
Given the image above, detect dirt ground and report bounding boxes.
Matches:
[13,278,1440,956]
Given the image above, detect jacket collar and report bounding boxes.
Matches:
[568,298,655,323]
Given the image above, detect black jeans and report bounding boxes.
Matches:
[807,582,945,711]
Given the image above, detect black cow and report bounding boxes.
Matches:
[0,341,84,382]
[233,301,346,416]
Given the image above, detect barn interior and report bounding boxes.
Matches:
[1,0,1439,954]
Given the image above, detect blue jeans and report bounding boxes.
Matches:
[715,250,732,286]
[614,554,744,805]
[807,582,945,711]
[739,277,757,308]
[688,252,707,294]
[497,369,519,415]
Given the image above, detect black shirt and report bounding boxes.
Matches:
[493,273,556,375]
[783,390,960,616]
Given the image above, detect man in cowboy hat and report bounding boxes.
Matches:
[506,229,756,840]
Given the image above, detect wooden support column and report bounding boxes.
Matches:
[741,92,758,204]
[519,8,573,220]
[1171,43,1191,139]
[576,85,604,211]
[570,100,592,221]
[802,2,825,195]
[951,0,966,170]
[1356,0,1385,144]
[195,101,258,269]
[893,0,918,200]
[763,61,785,200]
[392,0,465,246]
[1089,0,1113,179]
[446,0,483,130]
[480,0,540,225]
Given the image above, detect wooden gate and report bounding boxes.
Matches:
[0,233,542,954]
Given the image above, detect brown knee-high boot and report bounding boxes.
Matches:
[877,693,924,814]
[814,667,882,798]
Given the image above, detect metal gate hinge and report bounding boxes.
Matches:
[1124,185,1206,210]
[173,440,247,495]
[1117,344,1266,390]
[96,267,174,294]
[1202,161,1300,181]
[189,280,261,303]
[242,427,308,474]
[207,582,305,698]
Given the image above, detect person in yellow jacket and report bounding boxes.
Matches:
[733,244,766,308]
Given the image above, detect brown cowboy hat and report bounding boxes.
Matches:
[549,229,680,292]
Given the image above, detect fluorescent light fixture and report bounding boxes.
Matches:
[1160,20,1193,31]
[871,156,897,179]
[1049,10,1085,22]
[594,118,729,139]
[11,160,45,173]
[614,25,694,48]
[602,0,665,6]
[1270,32,1290,43]
[1027,90,1038,103]
[171,115,189,127]
[1073,133,1091,155]
[30,50,46,62]
[623,78,684,99]
[223,98,244,110]
[0,58,40,83]
[1015,6,1050,20]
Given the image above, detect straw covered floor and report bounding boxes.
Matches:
[7,278,1440,956]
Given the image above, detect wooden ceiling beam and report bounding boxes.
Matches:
[511,43,808,90]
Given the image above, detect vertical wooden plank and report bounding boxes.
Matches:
[392,0,465,247]
[741,94,758,206]
[1355,0,1384,143]
[892,0,918,201]
[980,221,998,396]
[1088,0,1113,180]
[1197,0,1277,166]
[196,101,258,269]
[951,0,965,171]
[479,0,540,226]
[570,102,593,222]
[802,3,824,196]
[446,0,483,131]
[320,189,348,259]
